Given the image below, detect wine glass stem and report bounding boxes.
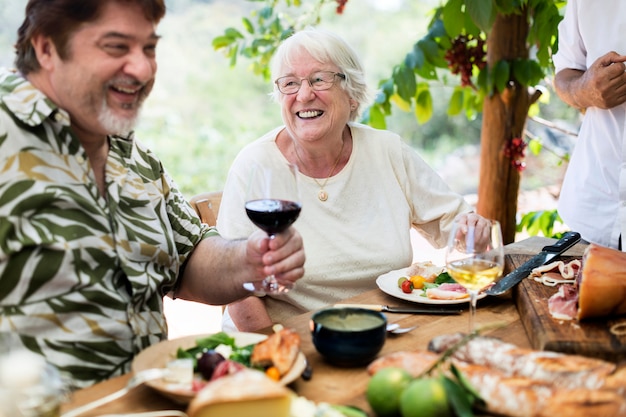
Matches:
[468,289,478,333]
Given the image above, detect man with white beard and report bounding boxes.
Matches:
[0,0,305,389]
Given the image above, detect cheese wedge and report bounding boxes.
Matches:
[186,369,291,417]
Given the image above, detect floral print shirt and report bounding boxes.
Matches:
[0,68,216,388]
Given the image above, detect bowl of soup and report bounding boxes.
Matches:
[310,307,387,367]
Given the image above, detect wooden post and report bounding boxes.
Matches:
[477,10,532,243]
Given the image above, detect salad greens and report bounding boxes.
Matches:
[176,331,256,369]
[419,271,457,296]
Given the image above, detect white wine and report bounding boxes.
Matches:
[447,259,503,291]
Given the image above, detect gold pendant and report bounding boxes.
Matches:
[318,189,328,201]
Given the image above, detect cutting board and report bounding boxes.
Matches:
[509,253,626,363]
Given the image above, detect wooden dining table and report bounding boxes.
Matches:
[60,236,587,416]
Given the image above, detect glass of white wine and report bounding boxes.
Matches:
[445,218,504,332]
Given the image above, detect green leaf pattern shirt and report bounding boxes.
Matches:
[0,68,216,388]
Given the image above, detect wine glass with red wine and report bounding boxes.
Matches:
[243,163,301,294]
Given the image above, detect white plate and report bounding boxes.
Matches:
[131,332,305,404]
[376,267,488,305]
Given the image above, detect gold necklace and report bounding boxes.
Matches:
[293,138,345,202]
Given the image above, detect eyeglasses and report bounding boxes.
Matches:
[275,71,346,95]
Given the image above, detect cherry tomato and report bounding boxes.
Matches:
[401,279,414,294]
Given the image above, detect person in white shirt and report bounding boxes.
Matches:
[217,27,486,332]
[553,0,626,250]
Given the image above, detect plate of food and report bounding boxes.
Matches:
[131,328,305,404]
[376,261,488,305]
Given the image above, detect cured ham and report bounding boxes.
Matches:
[531,259,581,286]
[530,244,626,320]
[425,283,469,300]
[577,244,626,319]
[547,284,578,320]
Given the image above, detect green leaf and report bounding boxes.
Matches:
[242,17,254,34]
[391,93,412,112]
[466,0,496,33]
[415,84,433,124]
[435,272,455,284]
[450,364,484,405]
[447,87,464,116]
[512,59,544,86]
[442,0,465,38]
[259,6,274,20]
[330,405,368,417]
[415,60,438,80]
[379,79,395,99]
[405,50,420,70]
[528,138,543,155]
[212,35,234,50]
[225,27,244,39]
[417,39,441,66]
[441,375,475,417]
[493,60,510,93]
[368,105,387,129]
[394,64,417,102]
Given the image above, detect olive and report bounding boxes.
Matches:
[197,350,225,380]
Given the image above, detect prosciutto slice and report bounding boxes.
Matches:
[548,284,578,320]
[426,283,469,300]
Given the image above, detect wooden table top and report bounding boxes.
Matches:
[61,236,586,416]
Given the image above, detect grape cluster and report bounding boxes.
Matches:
[444,34,486,88]
[335,0,349,14]
[503,137,527,172]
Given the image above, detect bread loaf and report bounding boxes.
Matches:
[368,341,626,417]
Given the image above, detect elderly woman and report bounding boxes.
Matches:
[217,27,482,332]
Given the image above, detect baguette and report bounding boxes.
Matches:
[427,333,616,390]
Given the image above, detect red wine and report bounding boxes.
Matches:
[245,199,301,235]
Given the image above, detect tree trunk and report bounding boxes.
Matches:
[477,10,531,244]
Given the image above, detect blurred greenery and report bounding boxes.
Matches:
[0,0,579,206]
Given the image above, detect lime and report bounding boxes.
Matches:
[366,367,412,417]
[397,276,408,288]
[399,377,451,417]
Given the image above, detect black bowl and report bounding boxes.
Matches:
[310,307,387,367]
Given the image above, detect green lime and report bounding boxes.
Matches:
[397,276,408,288]
[399,377,451,417]
[366,367,412,417]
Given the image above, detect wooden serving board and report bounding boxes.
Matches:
[509,253,626,363]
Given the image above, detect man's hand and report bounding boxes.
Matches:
[555,51,626,110]
[246,227,305,287]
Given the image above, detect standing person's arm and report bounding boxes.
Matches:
[554,52,626,110]
[176,227,304,305]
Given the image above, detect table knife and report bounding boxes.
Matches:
[334,303,463,315]
[485,231,581,296]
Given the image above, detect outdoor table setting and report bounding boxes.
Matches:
[60,236,596,417]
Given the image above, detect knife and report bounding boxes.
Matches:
[485,231,581,296]
[334,304,463,315]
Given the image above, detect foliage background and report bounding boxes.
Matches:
[0,0,579,208]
